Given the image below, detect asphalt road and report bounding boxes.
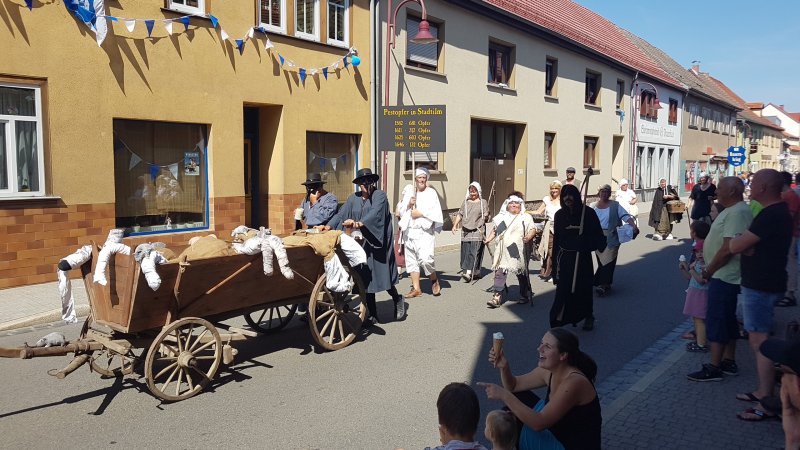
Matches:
[0,222,692,449]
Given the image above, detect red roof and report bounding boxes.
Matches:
[480,0,682,89]
[747,102,765,110]
[705,76,784,131]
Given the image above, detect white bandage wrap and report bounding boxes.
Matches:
[338,234,367,266]
[323,254,353,293]
[57,245,92,324]
[140,251,169,291]
[94,242,132,286]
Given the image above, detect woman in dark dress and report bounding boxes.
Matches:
[648,178,681,240]
[549,184,605,330]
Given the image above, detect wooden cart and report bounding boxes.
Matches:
[0,235,367,402]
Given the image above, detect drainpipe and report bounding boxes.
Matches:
[630,71,639,190]
[679,90,687,195]
[371,0,380,173]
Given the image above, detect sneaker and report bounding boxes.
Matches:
[686,342,709,353]
[653,234,663,241]
[666,234,675,240]
[720,359,739,376]
[687,363,723,382]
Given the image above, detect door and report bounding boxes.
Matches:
[471,120,517,214]
[243,107,260,228]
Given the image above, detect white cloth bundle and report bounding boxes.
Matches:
[134,243,169,291]
[106,228,124,244]
[232,236,263,255]
[265,235,293,279]
[94,242,132,286]
[338,234,367,266]
[57,245,92,324]
[323,254,353,293]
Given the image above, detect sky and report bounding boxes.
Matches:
[574,0,800,112]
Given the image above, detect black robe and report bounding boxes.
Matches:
[550,206,605,327]
[648,185,681,228]
[328,189,398,294]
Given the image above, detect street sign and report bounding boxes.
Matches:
[379,105,446,152]
[727,145,746,167]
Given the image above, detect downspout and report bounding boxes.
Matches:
[630,71,639,190]
[371,0,380,173]
[679,90,687,195]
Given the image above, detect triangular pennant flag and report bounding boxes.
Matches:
[299,68,307,84]
[149,164,160,181]
[164,20,173,35]
[322,67,328,80]
[310,69,317,76]
[343,56,349,68]
[236,39,245,55]
[247,28,254,39]
[309,152,316,163]
[209,15,219,28]
[333,61,339,70]
[25,0,32,11]
[129,153,142,171]
[125,19,136,33]
[279,54,285,66]
[265,38,274,50]
[145,20,155,37]
[169,163,179,179]
[220,28,229,41]
[286,60,295,68]
[331,157,337,171]
[319,158,325,171]
[180,16,190,32]
[107,16,118,22]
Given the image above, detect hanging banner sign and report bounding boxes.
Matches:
[379,105,446,152]
[727,146,746,167]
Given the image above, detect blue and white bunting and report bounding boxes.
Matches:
[343,56,349,68]
[220,28,229,41]
[209,14,219,28]
[236,39,245,55]
[299,68,306,84]
[180,16,190,32]
[145,19,154,37]
[164,20,173,35]
[25,0,32,10]
[323,67,328,80]
[124,19,135,32]
[279,54,285,66]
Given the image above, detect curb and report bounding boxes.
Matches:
[0,304,91,333]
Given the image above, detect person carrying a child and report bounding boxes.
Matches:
[678,221,712,352]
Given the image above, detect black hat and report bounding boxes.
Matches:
[352,168,380,185]
[301,173,326,186]
[566,167,576,173]
[760,338,800,374]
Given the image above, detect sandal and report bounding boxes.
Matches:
[487,293,502,308]
[736,392,762,403]
[776,295,797,307]
[686,342,709,353]
[736,407,778,422]
[681,330,697,340]
[515,297,530,305]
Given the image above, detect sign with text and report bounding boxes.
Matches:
[379,105,446,152]
[727,146,746,167]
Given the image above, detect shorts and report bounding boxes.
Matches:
[741,287,778,333]
[705,278,740,344]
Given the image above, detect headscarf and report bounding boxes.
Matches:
[464,181,485,217]
[415,167,430,179]
[619,178,629,187]
[560,184,584,215]
[493,195,525,225]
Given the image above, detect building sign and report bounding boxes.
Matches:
[727,146,746,167]
[379,105,446,152]
[638,122,679,145]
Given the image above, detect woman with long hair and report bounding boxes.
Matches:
[591,184,638,298]
[532,180,562,282]
[478,328,601,450]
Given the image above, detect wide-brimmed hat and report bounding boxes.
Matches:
[760,338,800,374]
[352,168,380,184]
[301,173,326,186]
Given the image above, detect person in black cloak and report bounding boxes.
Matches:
[648,178,681,240]
[549,184,606,330]
[320,168,405,324]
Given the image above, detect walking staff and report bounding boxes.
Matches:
[470,181,495,283]
[569,167,594,293]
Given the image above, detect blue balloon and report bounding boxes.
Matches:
[351,55,361,67]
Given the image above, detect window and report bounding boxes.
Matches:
[307,132,358,201]
[404,152,439,172]
[583,137,598,168]
[470,120,516,159]
[646,147,655,187]
[689,104,699,127]
[722,114,730,134]
[113,119,208,234]
[295,0,319,40]
[713,111,722,133]
[406,16,440,71]
[635,146,644,189]
[488,42,513,87]
[168,0,205,15]
[640,91,657,119]
[668,98,678,125]
[616,79,625,108]
[545,57,558,96]
[0,83,45,197]
[544,132,555,169]
[327,0,348,46]
[585,71,600,104]
[701,107,711,130]
[260,0,285,33]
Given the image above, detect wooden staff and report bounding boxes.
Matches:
[470,181,494,283]
[570,167,594,293]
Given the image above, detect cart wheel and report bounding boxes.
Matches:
[90,349,140,377]
[243,304,298,334]
[144,317,222,402]
[308,272,367,351]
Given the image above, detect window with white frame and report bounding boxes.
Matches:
[701,107,711,130]
[327,0,348,46]
[406,16,441,71]
[722,114,730,134]
[713,111,722,133]
[295,0,319,40]
[0,83,45,197]
[689,104,699,127]
[260,0,286,33]
[168,0,205,15]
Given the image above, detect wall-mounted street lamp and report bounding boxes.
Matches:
[636,81,661,110]
[381,0,438,190]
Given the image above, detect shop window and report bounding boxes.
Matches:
[488,42,513,87]
[544,132,555,169]
[668,98,679,125]
[168,0,205,15]
[406,16,441,71]
[327,0,348,46]
[113,119,208,234]
[583,136,598,168]
[295,0,319,41]
[307,132,359,202]
[545,57,558,96]
[585,71,600,105]
[260,0,286,34]
[0,83,45,197]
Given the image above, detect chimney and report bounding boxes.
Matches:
[691,62,700,73]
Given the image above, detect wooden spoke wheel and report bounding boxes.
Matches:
[80,314,140,377]
[144,318,222,402]
[308,272,366,351]
[243,304,298,334]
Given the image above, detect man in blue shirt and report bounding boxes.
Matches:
[298,173,338,229]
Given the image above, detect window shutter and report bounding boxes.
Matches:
[407,19,438,67]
